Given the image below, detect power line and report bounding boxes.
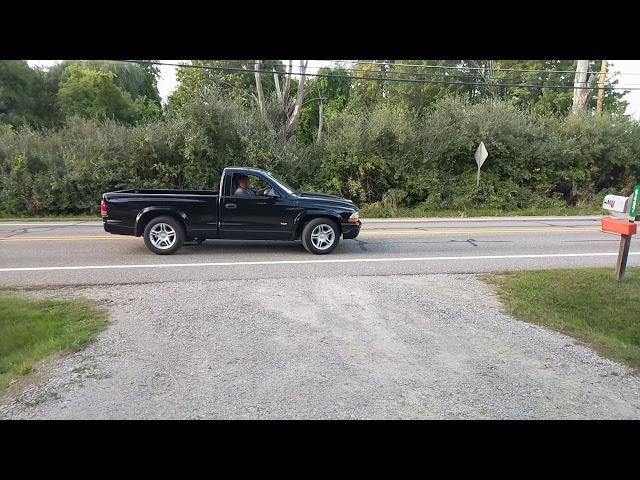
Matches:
[182,59,637,77]
[212,60,640,87]
[118,60,638,91]
[132,59,640,86]
[344,60,640,77]
[202,59,637,78]
[305,63,640,86]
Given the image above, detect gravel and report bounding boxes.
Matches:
[1,274,639,419]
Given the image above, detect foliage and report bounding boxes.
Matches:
[296,66,352,144]
[1,91,638,217]
[0,60,162,129]
[166,60,287,113]
[57,64,159,124]
[0,61,57,128]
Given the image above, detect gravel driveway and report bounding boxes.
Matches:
[1,274,638,419]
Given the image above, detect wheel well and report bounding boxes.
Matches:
[295,214,342,239]
[137,211,187,237]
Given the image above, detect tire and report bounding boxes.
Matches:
[301,218,340,255]
[143,216,185,255]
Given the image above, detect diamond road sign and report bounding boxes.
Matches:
[475,142,488,168]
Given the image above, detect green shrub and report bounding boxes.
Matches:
[1,93,638,216]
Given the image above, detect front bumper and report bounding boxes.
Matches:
[341,221,361,239]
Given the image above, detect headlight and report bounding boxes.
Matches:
[348,212,360,223]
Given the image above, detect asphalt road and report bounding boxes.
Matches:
[0,216,637,286]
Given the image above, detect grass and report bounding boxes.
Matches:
[484,267,640,371]
[0,290,109,389]
[360,204,602,218]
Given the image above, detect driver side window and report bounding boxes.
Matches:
[231,173,278,197]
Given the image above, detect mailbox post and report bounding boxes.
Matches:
[601,186,639,282]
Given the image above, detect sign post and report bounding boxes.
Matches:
[601,186,638,282]
[616,234,632,282]
[474,142,488,187]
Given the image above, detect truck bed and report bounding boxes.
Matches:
[103,189,219,238]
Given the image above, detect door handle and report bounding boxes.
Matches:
[225,203,237,209]
[256,201,267,205]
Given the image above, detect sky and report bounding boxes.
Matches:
[26,60,640,119]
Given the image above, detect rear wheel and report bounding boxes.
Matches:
[301,218,340,255]
[143,216,185,255]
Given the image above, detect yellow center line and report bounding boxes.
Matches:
[0,236,134,242]
[0,226,604,242]
[360,227,602,236]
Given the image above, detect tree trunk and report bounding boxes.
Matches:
[316,100,324,144]
[282,61,292,110]
[254,60,307,140]
[572,60,592,115]
[254,60,271,128]
[285,60,308,137]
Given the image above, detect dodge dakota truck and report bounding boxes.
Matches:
[101,166,361,255]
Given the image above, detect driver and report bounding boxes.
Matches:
[234,174,255,196]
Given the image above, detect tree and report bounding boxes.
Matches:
[254,60,308,140]
[57,64,156,123]
[0,60,52,127]
[296,65,352,143]
[383,60,477,114]
[0,60,162,129]
[84,60,162,106]
[167,60,285,113]
[349,60,390,110]
[479,60,626,116]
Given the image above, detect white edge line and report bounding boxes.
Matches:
[1,252,638,272]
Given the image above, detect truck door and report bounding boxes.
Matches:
[220,172,298,240]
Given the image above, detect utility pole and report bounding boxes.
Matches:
[572,60,591,115]
[596,60,608,114]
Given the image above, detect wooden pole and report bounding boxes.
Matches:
[596,60,608,115]
[615,234,632,282]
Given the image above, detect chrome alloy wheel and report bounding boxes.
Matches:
[149,223,176,250]
[310,224,335,250]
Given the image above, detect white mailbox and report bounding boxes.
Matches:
[602,194,630,215]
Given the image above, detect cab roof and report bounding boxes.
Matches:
[224,166,270,175]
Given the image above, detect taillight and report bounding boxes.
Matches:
[100,199,108,217]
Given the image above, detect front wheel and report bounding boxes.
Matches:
[143,216,185,255]
[301,218,340,255]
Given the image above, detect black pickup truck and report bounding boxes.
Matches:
[101,167,361,255]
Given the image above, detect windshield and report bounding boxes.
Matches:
[265,172,296,195]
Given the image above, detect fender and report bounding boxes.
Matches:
[135,206,190,237]
[291,209,344,240]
